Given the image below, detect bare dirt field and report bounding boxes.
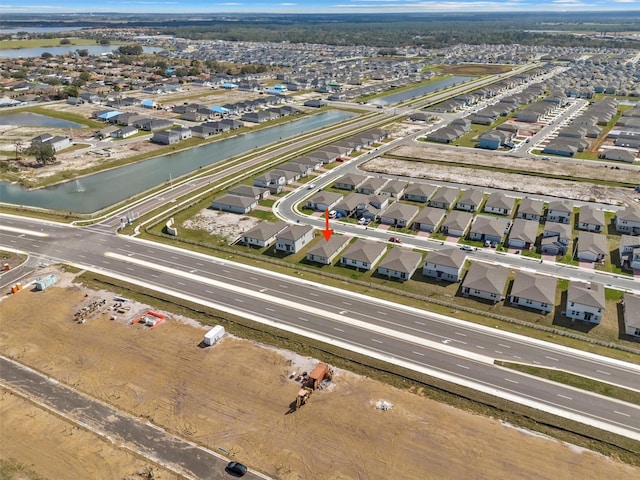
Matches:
[1,268,638,480]
[183,210,262,242]
[366,143,638,206]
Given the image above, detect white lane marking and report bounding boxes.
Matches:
[377,311,387,315]
[455,332,466,337]
[495,350,503,354]
[371,338,383,344]
[498,343,511,349]
[342,301,351,306]
[196,262,204,266]
[177,281,186,286]
[533,361,541,364]
[334,327,344,332]
[505,378,519,384]
[171,256,178,260]
[250,276,258,281]
[545,356,559,362]
[205,290,214,294]
[78,254,86,258]
[476,345,485,349]
[513,355,521,359]
[415,321,425,326]
[222,269,231,274]
[558,394,573,400]
[299,317,309,322]
[126,267,134,271]
[457,364,470,370]
[235,298,244,303]
[150,274,159,278]
[412,351,424,356]
[309,292,319,297]
[103,260,110,264]
[614,411,630,417]
[265,307,275,312]
[596,370,611,376]
[103,252,494,365]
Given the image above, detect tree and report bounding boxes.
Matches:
[79,71,92,83]
[41,52,53,59]
[26,143,56,166]
[76,49,89,57]
[60,38,71,45]
[64,85,79,98]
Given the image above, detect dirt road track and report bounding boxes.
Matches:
[0,356,266,480]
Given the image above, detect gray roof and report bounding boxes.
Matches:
[578,231,609,255]
[243,221,288,241]
[306,235,351,259]
[470,215,509,237]
[511,271,557,305]
[517,197,544,216]
[430,187,459,205]
[212,194,257,209]
[623,293,640,329]
[457,188,485,207]
[567,282,605,309]
[509,218,538,244]
[381,202,420,221]
[617,205,640,223]
[228,185,268,198]
[579,206,605,226]
[277,224,315,242]
[413,207,445,226]
[336,192,369,211]
[341,239,387,264]
[336,174,367,188]
[462,263,509,296]
[377,247,423,275]
[424,247,467,269]
[442,210,473,231]
[543,221,573,238]
[309,191,343,205]
[484,192,515,211]
[548,199,573,214]
[405,182,437,199]
[358,177,388,192]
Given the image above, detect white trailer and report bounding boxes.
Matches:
[204,325,225,346]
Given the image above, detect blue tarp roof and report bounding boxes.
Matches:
[266,89,286,95]
[98,111,122,120]
[221,82,238,88]
[141,99,155,106]
[210,106,229,113]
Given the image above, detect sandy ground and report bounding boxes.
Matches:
[0,268,638,480]
[183,210,262,242]
[366,143,637,206]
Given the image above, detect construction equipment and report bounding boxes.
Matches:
[294,362,333,411]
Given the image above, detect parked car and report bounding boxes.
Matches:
[226,461,247,477]
[460,245,473,251]
[388,237,402,244]
[307,183,316,190]
[329,210,337,219]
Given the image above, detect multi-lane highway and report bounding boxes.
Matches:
[1,214,639,442]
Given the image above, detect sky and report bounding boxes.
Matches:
[1,0,639,14]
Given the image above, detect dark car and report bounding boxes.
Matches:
[226,461,248,477]
[388,237,402,244]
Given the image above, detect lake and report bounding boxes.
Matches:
[0,45,162,59]
[370,76,474,106]
[1,112,84,128]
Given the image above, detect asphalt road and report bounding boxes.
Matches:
[1,215,639,442]
[0,356,265,480]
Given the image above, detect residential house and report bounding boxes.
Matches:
[509,271,557,313]
[508,219,538,250]
[462,263,508,303]
[334,193,370,219]
[275,224,315,254]
[577,206,605,233]
[151,130,181,145]
[615,205,640,235]
[335,174,367,191]
[456,188,485,212]
[516,198,544,221]
[577,231,609,263]
[619,235,640,269]
[377,248,423,282]
[469,216,510,245]
[547,200,573,224]
[600,148,636,163]
[622,293,640,337]
[422,248,467,282]
[306,191,344,212]
[542,221,573,245]
[356,177,388,195]
[211,194,258,214]
[379,203,420,228]
[565,282,605,324]
[440,211,473,237]
[253,171,286,194]
[279,161,313,178]
[483,192,515,216]
[227,185,270,201]
[429,187,459,210]
[305,235,351,265]
[111,126,138,139]
[241,221,288,248]
[404,183,437,203]
[413,207,445,233]
[379,179,408,199]
[340,239,387,271]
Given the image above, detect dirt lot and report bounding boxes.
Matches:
[0,268,638,480]
[367,143,638,206]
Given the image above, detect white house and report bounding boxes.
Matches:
[462,263,508,303]
[340,239,387,271]
[509,271,557,313]
[622,293,640,337]
[565,282,605,324]
[508,218,538,249]
[241,221,288,248]
[483,192,515,216]
[615,205,640,235]
[377,248,423,281]
[422,248,467,282]
[305,191,344,212]
[275,224,315,254]
[305,235,351,265]
[576,231,608,263]
[211,194,258,214]
[577,206,605,233]
[547,200,573,224]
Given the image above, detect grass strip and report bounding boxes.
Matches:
[496,361,640,406]
[75,271,640,468]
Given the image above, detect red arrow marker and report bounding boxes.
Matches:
[322,209,333,241]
